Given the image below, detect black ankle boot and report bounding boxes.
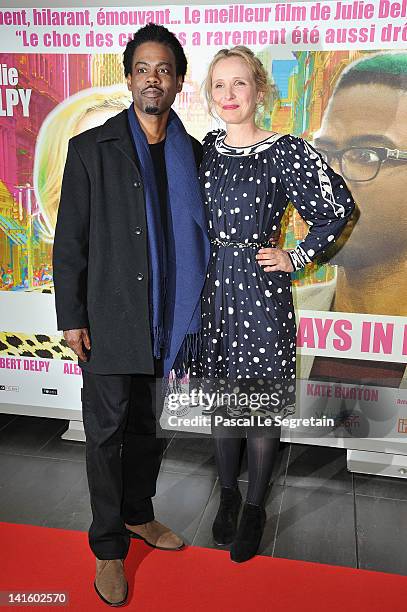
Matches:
[212,486,242,546]
[230,502,266,563]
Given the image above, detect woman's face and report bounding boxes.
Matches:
[210,56,262,126]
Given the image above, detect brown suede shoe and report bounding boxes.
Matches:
[94,559,128,607]
[125,520,184,550]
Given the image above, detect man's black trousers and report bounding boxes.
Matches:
[81,365,165,560]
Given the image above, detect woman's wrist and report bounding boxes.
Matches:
[287,245,312,271]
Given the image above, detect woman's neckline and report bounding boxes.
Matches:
[214,129,285,157]
[221,130,280,149]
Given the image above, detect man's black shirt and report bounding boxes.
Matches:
[149,140,168,238]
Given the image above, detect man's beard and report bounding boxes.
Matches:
[144,105,160,114]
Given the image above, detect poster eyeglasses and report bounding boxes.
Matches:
[314,146,407,182]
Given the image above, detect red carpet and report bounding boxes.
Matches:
[2,522,407,611]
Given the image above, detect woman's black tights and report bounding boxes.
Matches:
[212,424,281,506]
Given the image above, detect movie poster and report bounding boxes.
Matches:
[0,2,406,439]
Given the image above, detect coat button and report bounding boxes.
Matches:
[133,180,141,188]
[136,273,144,281]
[134,227,142,235]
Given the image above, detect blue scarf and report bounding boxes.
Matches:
[127,104,209,377]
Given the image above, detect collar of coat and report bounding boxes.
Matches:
[96,109,138,170]
[94,108,205,230]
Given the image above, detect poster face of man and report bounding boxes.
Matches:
[313,75,407,316]
[315,84,407,267]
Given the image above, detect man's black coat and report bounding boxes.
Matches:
[53,109,202,374]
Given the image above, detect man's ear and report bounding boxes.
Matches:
[176,76,184,93]
[126,74,132,91]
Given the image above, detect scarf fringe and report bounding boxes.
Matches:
[163,374,183,396]
[153,324,166,358]
[159,331,201,396]
[170,330,201,380]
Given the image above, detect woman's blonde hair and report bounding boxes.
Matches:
[34,86,131,241]
[203,46,279,118]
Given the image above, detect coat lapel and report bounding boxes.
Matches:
[96,109,140,172]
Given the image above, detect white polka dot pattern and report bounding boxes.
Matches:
[274,135,355,271]
[191,130,355,416]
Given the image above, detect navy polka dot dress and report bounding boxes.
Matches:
[193,129,355,417]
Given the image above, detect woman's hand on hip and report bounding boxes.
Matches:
[256,247,294,273]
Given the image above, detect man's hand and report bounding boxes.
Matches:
[63,328,91,362]
[256,247,294,273]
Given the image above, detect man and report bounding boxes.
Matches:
[53,24,209,607]
[300,52,407,387]
[315,52,407,318]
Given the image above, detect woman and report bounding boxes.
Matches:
[34,86,131,241]
[193,47,355,562]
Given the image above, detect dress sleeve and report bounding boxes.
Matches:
[202,129,221,153]
[273,134,355,271]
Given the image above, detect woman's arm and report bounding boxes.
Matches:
[273,134,355,272]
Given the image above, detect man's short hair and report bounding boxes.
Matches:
[123,23,187,79]
[334,52,407,93]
